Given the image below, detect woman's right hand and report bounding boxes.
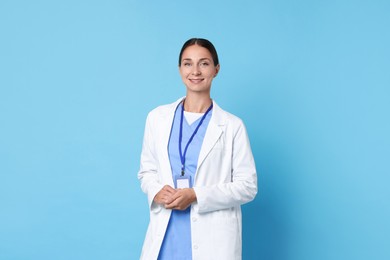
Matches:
[153,185,177,205]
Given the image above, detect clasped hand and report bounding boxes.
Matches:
[153,185,196,210]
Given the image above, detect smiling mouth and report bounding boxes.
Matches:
[189,79,204,83]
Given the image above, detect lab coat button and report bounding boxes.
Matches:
[194,245,198,250]
[192,217,197,222]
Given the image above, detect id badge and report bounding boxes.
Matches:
[174,175,191,189]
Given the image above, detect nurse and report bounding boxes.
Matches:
[138,38,257,260]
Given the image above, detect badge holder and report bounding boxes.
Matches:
[174,174,192,189]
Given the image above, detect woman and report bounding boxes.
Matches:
[138,38,257,260]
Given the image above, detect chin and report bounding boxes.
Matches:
[186,84,210,91]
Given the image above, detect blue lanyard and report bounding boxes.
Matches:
[179,100,213,176]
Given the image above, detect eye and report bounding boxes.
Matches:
[200,62,210,67]
[183,62,192,67]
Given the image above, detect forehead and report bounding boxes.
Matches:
[181,45,213,60]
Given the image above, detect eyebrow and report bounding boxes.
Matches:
[181,58,212,62]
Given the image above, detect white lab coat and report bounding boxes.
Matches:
[138,98,257,260]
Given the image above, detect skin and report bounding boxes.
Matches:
[153,44,220,210]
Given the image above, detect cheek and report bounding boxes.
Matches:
[206,72,216,80]
[180,68,191,76]
[179,71,187,79]
[206,68,217,77]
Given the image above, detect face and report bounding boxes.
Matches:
[179,44,220,95]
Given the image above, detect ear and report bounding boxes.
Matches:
[214,64,220,78]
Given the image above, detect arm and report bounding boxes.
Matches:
[137,113,165,212]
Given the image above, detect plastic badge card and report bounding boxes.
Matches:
[175,175,191,189]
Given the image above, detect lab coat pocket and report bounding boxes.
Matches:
[212,216,241,257]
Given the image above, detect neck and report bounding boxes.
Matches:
[184,93,212,113]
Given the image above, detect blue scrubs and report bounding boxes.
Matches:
[158,103,212,260]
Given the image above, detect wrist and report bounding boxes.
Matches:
[190,188,197,202]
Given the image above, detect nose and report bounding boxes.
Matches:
[192,65,201,75]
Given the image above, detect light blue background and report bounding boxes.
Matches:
[0,0,389,259]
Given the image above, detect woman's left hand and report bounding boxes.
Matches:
[164,188,197,210]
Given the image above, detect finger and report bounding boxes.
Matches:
[165,199,189,211]
[165,190,183,204]
[163,185,177,194]
[166,194,189,209]
[154,190,174,204]
[159,192,174,203]
[164,201,176,209]
[164,193,182,208]
[154,195,165,204]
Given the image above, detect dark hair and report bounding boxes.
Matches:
[178,38,219,66]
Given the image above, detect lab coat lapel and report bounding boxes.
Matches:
[159,98,183,186]
[197,101,225,170]
[160,114,173,186]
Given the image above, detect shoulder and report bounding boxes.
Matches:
[146,97,183,120]
[213,101,245,127]
[213,102,251,143]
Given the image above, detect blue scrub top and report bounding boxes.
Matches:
[158,103,212,260]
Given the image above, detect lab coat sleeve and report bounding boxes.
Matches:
[193,120,258,213]
[138,112,164,213]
